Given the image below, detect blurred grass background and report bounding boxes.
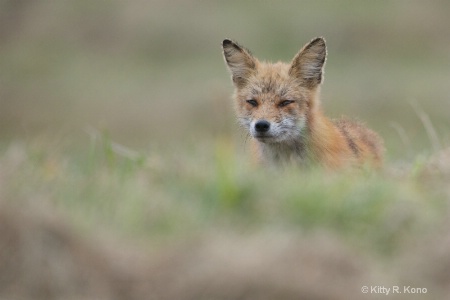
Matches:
[1,0,449,157]
[1,1,450,299]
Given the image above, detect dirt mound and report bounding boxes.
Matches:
[0,206,146,300]
[0,204,383,300]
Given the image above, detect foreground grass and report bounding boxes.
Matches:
[2,135,447,255]
[2,136,450,299]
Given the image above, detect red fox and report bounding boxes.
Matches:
[222,37,384,169]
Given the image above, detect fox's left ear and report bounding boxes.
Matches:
[222,39,257,88]
[289,37,327,88]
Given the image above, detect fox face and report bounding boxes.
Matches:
[222,37,384,168]
[222,38,326,145]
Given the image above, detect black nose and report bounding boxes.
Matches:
[254,120,270,132]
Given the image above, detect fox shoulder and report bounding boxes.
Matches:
[333,118,384,165]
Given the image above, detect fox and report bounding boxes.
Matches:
[222,37,384,169]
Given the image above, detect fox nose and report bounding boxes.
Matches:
[254,120,271,133]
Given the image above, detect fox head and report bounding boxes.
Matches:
[222,37,327,145]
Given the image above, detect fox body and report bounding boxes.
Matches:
[222,37,384,169]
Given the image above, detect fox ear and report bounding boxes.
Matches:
[222,39,256,88]
[289,37,327,88]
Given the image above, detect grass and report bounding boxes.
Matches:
[2,133,446,254]
[1,134,449,299]
[1,1,450,298]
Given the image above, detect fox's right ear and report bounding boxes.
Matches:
[222,39,256,88]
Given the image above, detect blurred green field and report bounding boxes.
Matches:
[1,1,450,299]
[1,0,450,156]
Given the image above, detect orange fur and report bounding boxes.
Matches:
[222,37,384,169]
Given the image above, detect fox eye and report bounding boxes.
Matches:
[246,99,258,107]
[279,100,295,107]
